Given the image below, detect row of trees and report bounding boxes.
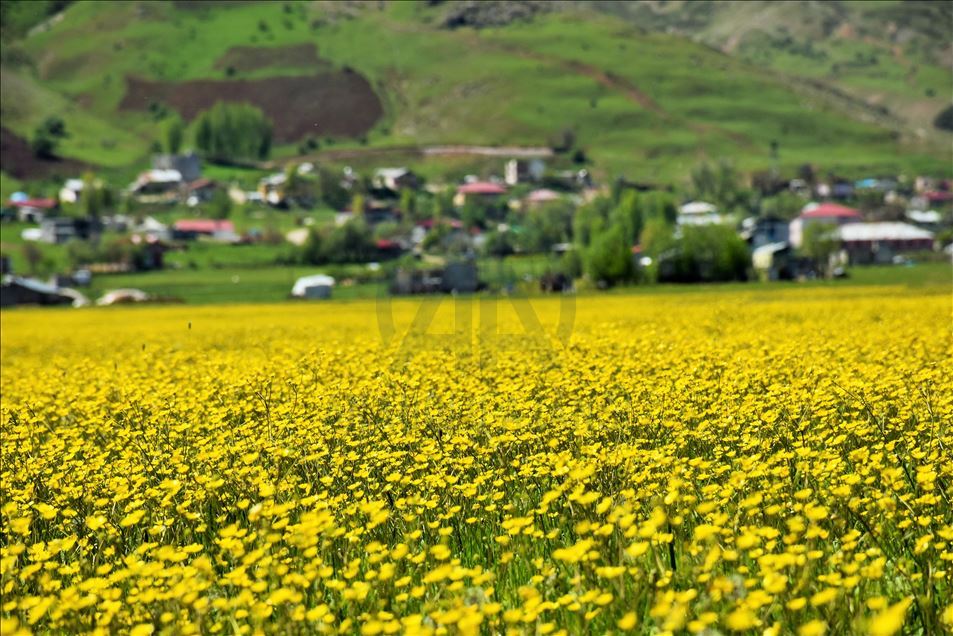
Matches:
[193,102,272,162]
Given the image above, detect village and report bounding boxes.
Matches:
[1,150,950,308]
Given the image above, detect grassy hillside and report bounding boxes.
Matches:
[589,0,953,138]
[0,0,949,185]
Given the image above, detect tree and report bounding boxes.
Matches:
[689,159,749,214]
[933,105,953,132]
[322,219,375,263]
[800,222,839,277]
[193,102,272,162]
[80,173,114,219]
[31,116,67,159]
[209,189,232,220]
[585,223,633,286]
[300,228,325,265]
[319,169,349,210]
[655,225,749,283]
[400,189,417,221]
[609,190,643,246]
[166,115,184,154]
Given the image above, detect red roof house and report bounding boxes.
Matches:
[173,219,235,236]
[799,203,862,220]
[791,203,863,248]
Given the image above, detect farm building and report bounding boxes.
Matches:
[39,217,102,244]
[835,222,934,265]
[291,274,335,300]
[522,189,562,209]
[454,181,507,207]
[129,169,183,203]
[153,152,202,183]
[373,168,420,192]
[6,196,59,222]
[741,216,789,249]
[789,202,862,248]
[752,242,796,281]
[0,276,75,308]
[504,158,545,185]
[172,219,238,242]
[59,179,86,204]
[677,201,722,226]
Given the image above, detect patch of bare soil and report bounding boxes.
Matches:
[119,70,383,142]
[213,44,330,73]
[1,127,88,180]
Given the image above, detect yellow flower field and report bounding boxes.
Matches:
[1,287,951,635]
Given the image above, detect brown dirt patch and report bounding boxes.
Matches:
[1,127,88,180]
[213,44,329,73]
[118,71,383,142]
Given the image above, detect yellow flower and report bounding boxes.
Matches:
[725,608,759,631]
[798,620,827,636]
[617,612,638,630]
[868,598,912,636]
[119,509,146,528]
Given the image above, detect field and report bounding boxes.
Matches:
[1,285,951,634]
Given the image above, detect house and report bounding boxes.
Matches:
[677,201,722,226]
[454,181,507,207]
[291,274,335,300]
[390,260,480,295]
[185,178,219,207]
[789,203,862,248]
[752,242,796,281]
[835,222,935,265]
[504,158,545,185]
[740,216,789,249]
[7,197,59,223]
[153,152,201,183]
[258,173,287,206]
[59,178,86,204]
[172,219,238,242]
[831,181,855,200]
[522,189,562,209]
[364,201,400,225]
[39,217,101,244]
[129,169,183,203]
[0,276,75,308]
[373,168,419,192]
[376,238,404,260]
[96,288,151,306]
[134,216,170,242]
[905,210,942,229]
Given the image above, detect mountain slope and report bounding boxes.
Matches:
[1,0,948,184]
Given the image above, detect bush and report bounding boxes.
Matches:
[31,116,67,159]
[656,225,750,283]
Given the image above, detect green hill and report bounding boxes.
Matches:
[1,0,949,191]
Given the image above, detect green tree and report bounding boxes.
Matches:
[585,223,633,286]
[656,225,750,283]
[800,222,839,277]
[319,169,349,210]
[609,190,643,246]
[400,189,417,221]
[300,228,325,265]
[31,116,67,159]
[166,115,184,154]
[80,173,113,219]
[193,102,272,162]
[209,189,233,220]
